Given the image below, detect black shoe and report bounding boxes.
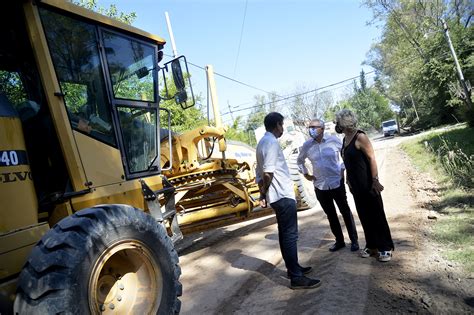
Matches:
[350,243,360,252]
[290,276,322,290]
[301,266,312,274]
[329,242,346,252]
[286,266,312,278]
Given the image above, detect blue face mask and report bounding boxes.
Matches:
[309,127,321,139]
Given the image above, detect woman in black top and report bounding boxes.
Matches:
[335,109,394,262]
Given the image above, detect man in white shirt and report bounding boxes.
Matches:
[297,119,359,252]
[256,112,321,290]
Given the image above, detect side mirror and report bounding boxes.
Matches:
[162,56,195,109]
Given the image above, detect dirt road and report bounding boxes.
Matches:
[175,134,474,314]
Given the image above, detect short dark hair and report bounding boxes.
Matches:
[264,112,284,131]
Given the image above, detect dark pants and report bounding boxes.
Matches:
[270,198,304,279]
[315,184,358,244]
[352,191,394,252]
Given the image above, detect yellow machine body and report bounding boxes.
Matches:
[0,0,178,309]
[0,112,38,231]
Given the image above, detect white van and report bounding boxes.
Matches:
[382,119,398,137]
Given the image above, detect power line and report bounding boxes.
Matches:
[164,46,465,118]
[188,61,280,96]
[219,47,463,116]
[164,53,281,96]
[233,0,248,76]
[174,56,376,115]
[220,71,376,115]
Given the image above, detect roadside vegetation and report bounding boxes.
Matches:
[400,124,474,273]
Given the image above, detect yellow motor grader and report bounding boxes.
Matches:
[0,0,197,313]
[0,1,314,313]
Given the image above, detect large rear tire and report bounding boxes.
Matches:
[14,205,181,314]
[287,153,317,210]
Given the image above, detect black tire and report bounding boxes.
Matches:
[287,153,317,210]
[14,205,181,315]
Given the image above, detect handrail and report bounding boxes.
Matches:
[160,107,173,172]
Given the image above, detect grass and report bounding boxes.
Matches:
[400,124,474,273]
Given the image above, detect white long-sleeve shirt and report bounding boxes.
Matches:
[256,132,296,204]
[296,134,345,190]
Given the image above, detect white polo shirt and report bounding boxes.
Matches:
[256,132,296,204]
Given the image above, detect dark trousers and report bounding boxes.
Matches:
[270,198,304,279]
[352,191,394,252]
[315,184,358,244]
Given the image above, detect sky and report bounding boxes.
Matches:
[98,0,382,125]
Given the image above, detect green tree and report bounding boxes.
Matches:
[363,0,473,128]
[0,71,27,106]
[333,71,393,131]
[225,116,254,145]
[73,0,137,24]
[244,94,270,132]
[159,73,206,133]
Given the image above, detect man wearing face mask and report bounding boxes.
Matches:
[297,119,359,252]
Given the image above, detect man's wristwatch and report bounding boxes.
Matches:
[372,176,379,181]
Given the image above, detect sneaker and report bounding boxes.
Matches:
[350,243,360,252]
[360,247,377,258]
[290,276,322,290]
[286,266,313,278]
[329,242,346,252]
[378,250,392,262]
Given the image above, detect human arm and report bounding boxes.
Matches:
[335,136,345,182]
[297,142,315,181]
[355,133,384,193]
[258,172,274,208]
[257,139,279,207]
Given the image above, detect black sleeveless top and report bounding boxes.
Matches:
[342,130,372,194]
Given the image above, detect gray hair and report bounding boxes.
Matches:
[310,118,325,128]
[335,109,357,129]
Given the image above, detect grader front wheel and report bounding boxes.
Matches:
[89,240,163,314]
[287,152,317,210]
[14,205,182,314]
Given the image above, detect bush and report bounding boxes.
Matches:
[465,108,474,128]
[425,136,474,189]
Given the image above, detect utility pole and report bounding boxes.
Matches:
[409,93,420,121]
[205,65,226,158]
[205,65,222,128]
[442,19,472,110]
[165,12,178,58]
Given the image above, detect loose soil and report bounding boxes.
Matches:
[177,137,474,314]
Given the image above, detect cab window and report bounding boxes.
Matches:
[117,106,157,173]
[39,8,116,146]
[102,31,156,102]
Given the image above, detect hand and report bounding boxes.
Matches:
[371,178,384,194]
[304,174,314,181]
[77,118,92,133]
[259,195,267,208]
